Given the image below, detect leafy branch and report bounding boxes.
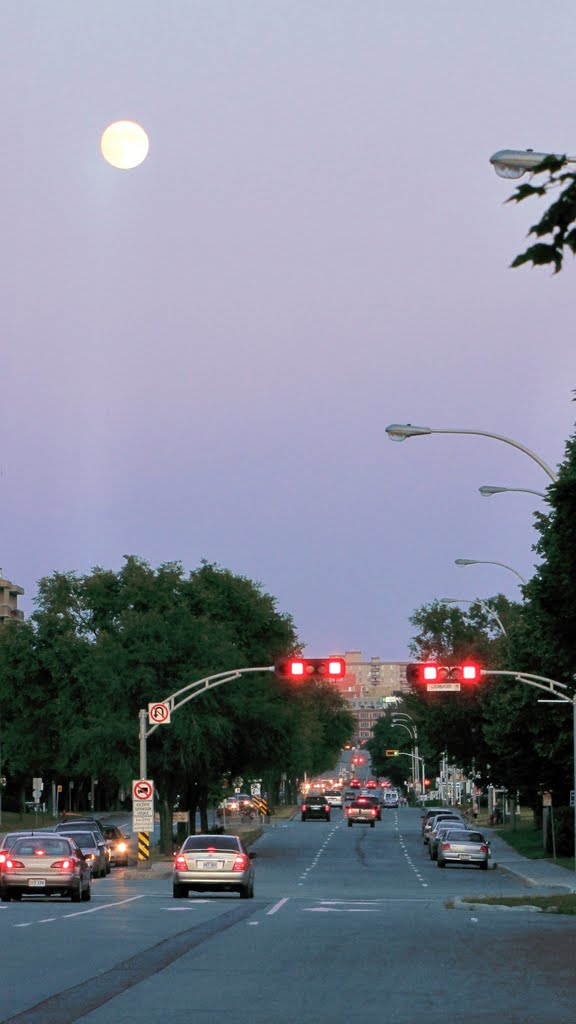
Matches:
[507,155,576,273]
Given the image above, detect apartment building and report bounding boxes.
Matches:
[331,650,408,744]
[0,570,24,624]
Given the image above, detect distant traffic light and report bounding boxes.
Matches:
[275,656,346,680]
[385,749,399,757]
[405,663,481,686]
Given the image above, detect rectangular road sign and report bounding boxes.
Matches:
[427,682,461,691]
[132,778,154,832]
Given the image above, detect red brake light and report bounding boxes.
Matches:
[325,806,330,813]
[206,847,216,853]
[479,844,488,853]
[175,854,188,869]
[34,849,46,856]
[4,858,25,870]
[442,843,451,850]
[301,805,307,812]
[51,859,74,870]
[232,855,249,872]
[371,808,376,816]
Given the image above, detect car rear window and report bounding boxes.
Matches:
[446,831,484,843]
[182,836,241,853]
[11,838,71,857]
[63,832,97,847]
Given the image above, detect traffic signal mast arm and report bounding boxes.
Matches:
[146,667,275,739]
[481,670,570,701]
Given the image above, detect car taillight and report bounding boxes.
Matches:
[442,843,451,851]
[301,805,307,812]
[324,806,330,813]
[233,855,249,872]
[371,809,376,816]
[479,844,488,853]
[51,859,75,870]
[4,859,25,870]
[175,855,188,869]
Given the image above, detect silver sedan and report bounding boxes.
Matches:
[437,829,490,869]
[173,834,255,899]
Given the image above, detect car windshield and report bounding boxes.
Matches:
[11,837,71,857]
[182,836,240,853]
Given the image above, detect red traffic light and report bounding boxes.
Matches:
[275,657,346,680]
[406,662,481,686]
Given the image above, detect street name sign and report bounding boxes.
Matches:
[427,682,461,692]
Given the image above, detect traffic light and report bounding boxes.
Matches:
[275,656,346,680]
[405,662,481,685]
[385,749,399,757]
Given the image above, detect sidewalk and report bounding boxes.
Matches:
[485,828,576,892]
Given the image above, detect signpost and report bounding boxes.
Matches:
[132,779,154,865]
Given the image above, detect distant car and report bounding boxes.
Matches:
[100,824,130,867]
[437,829,490,870]
[343,789,357,804]
[324,790,343,808]
[0,832,45,866]
[301,795,331,821]
[173,834,255,898]
[423,813,464,846]
[54,819,111,873]
[0,834,91,902]
[346,801,377,827]
[365,780,377,789]
[52,829,108,878]
[421,807,447,832]
[382,791,399,808]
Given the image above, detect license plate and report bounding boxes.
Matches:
[459,855,470,860]
[29,878,46,887]
[197,861,224,870]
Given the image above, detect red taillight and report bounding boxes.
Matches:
[442,843,451,851]
[371,809,376,816]
[175,854,188,869]
[301,805,307,812]
[479,844,488,853]
[4,859,25,870]
[232,855,248,872]
[324,806,330,813]
[51,859,75,870]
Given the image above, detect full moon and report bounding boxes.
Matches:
[100,121,149,169]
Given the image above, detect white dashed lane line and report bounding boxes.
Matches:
[395,813,428,888]
[298,821,341,884]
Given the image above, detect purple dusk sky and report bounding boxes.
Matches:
[1,2,574,659]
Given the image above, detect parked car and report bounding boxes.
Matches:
[421,807,447,832]
[429,820,470,861]
[0,834,92,902]
[301,795,331,821]
[53,829,108,878]
[173,834,255,898]
[423,813,465,846]
[437,829,490,870]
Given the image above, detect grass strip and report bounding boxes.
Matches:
[461,894,576,915]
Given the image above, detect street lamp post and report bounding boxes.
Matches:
[479,485,546,500]
[391,722,417,788]
[455,558,527,585]
[392,713,423,798]
[385,424,558,482]
[441,597,507,637]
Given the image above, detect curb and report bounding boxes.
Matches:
[496,862,576,892]
[451,897,544,913]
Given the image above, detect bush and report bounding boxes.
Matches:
[545,807,574,857]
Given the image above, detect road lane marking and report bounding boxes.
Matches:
[64,895,146,918]
[304,907,379,913]
[267,897,289,915]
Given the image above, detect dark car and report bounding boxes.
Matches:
[100,824,130,867]
[301,795,331,821]
[0,834,92,902]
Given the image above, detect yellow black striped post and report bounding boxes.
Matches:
[138,831,150,867]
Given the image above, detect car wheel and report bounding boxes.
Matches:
[1,891,12,902]
[370,821,375,828]
[82,884,92,902]
[437,859,446,868]
[480,861,488,870]
[100,866,107,879]
[348,820,353,827]
[239,885,251,899]
[105,863,111,875]
[173,884,188,898]
[71,884,82,903]
[431,850,437,861]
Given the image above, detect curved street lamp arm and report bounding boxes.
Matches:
[431,428,558,482]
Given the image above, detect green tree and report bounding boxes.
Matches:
[507,155,576,273]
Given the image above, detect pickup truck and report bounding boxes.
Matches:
[346,800,377,828]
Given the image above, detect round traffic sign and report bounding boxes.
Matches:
[133,779,153,801]
[148,702,170,724]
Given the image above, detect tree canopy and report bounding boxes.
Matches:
[507,155,576,273]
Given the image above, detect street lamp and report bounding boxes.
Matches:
[479,485,546,499]
[489,149,576,179]
[441,597,507,637]
[384,423,557,482]
[390,722,416,785]
[392,713,423,797]
[455,558,527,585]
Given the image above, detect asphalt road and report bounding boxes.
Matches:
[1,808,574,1023]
